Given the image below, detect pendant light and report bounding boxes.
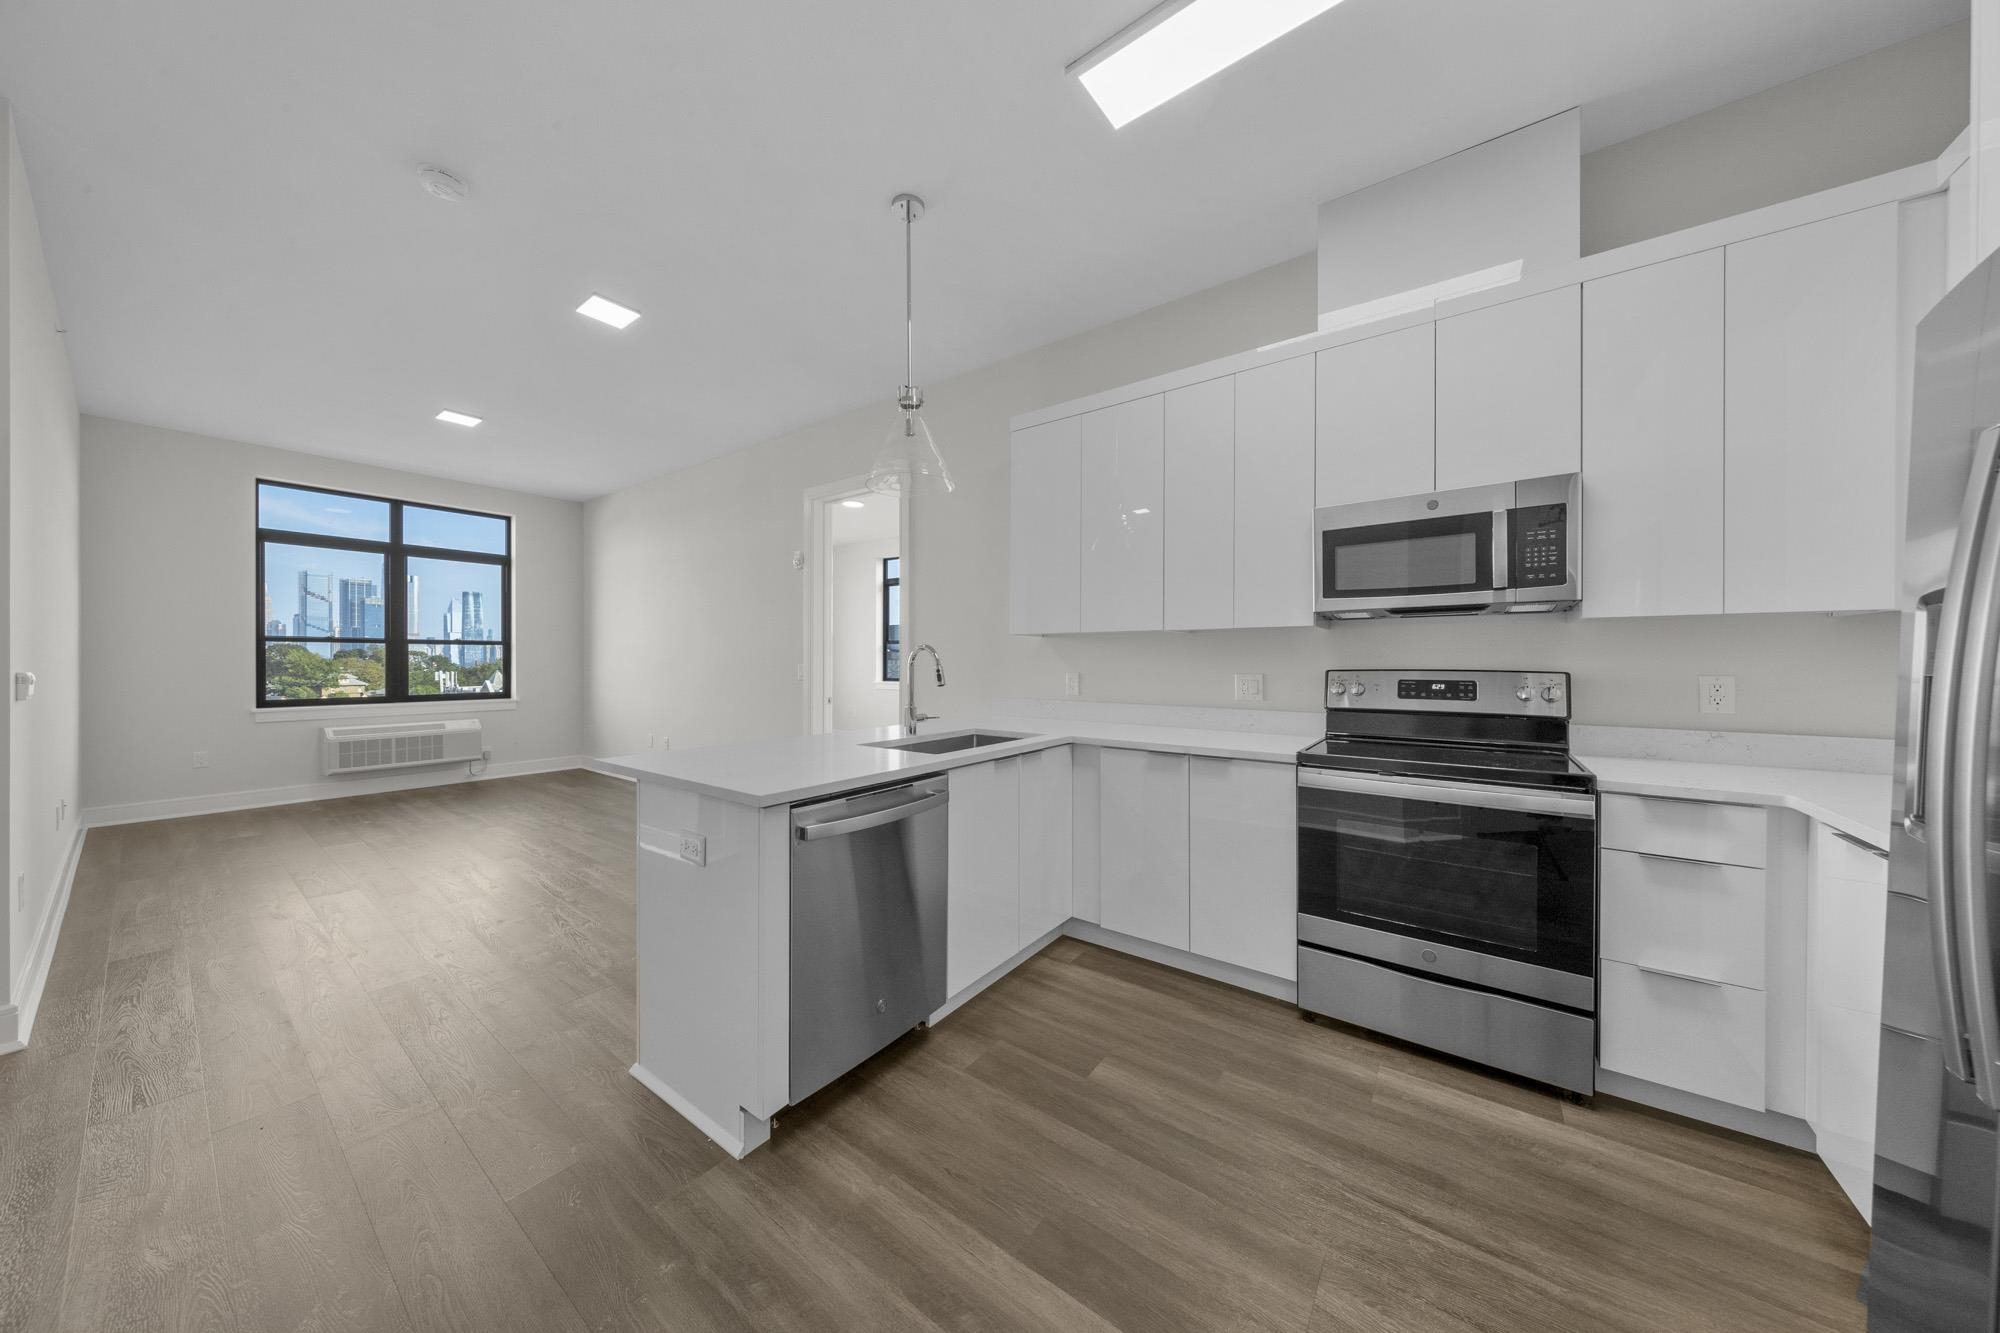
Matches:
[867,193,955,495]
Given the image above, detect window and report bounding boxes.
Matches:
[257,481,512,706]
[881,556,901,683]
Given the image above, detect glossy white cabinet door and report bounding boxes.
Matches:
[1599,849,1766,989]
[1009,416,1082,635]
[1098,748,1191,951]
[1163,377,1235,630]
[1600,959,1768,1111]
[1435,285,1582,491]
[1017,746,1074,945]
[1188,759,1296,980]
[1079,396,1165,632]
[946,758,1020,997]
[1315,323,1435,508]
[1724,204,1900,614]
[1581,250,1726,618]
[1233,356,1316,628]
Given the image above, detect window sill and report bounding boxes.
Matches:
[249,698,520,723]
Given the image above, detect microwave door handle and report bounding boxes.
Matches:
[1490,510,1509,590]
[1928,423,2000,1085]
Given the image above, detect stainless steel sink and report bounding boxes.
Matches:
[865,731,1033,755]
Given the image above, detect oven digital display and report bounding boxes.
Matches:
[1398,679,1477,701]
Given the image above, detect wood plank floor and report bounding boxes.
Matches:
[0,770,1869,1332]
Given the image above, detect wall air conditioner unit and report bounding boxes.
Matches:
[321,718,484,776]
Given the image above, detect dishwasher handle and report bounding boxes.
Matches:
[795,790,947,841]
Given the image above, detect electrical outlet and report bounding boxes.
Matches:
[1233,673,1265,703]
[192,750,211,770]
[1699,675,1737,715]
[645,732,653,750]
[658,734,670,750]
[1064,672,1081,698]
[677,833,707,867]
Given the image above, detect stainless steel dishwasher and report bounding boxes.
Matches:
[789,775,948,1104]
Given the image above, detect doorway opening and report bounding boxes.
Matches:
[804,478,907,734]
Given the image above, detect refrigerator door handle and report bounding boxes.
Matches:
[1949,424,2000,1103]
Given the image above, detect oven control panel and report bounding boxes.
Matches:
[1398,679,1477,701]
[1327,669,1570,718]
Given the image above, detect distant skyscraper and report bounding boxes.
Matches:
[459,592,488,665]
[267,618,286,636]
[337,578,378,641]
[407,573,421,637]
[295,570,334,637]
[363,596,385,639]
[441,600,459,664]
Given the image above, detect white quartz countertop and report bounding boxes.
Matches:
[594,715,1315,808]
[596,716,1895,849]
[1575,755,1892,851]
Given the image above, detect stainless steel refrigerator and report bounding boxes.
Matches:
[1869,250,2000,1330]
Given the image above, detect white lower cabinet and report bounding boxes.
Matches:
[946,757,1021,997]
[1099,748,1191,951]
[1188,759,1296,980]
[1807,825,1889,1220]
[1600,959,1769,1111]
[1017,746,1074,945]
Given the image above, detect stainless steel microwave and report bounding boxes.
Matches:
[1313,473,1581,619]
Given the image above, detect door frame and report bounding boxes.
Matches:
[802,476,910,735]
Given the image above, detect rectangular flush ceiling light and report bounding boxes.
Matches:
[576,294,642,329]
[1070,0,1348,129]
[435,410,483,427]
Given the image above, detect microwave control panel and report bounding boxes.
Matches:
[1508,503,1568,586]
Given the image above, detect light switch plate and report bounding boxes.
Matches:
[1699,675,1737,715]
[1064,672,1081,698]
[1234,673,1265,703]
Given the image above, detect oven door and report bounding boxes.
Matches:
[1315,509,1502,616]
[1297,767,1597,1011]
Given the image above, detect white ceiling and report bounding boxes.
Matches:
[0,0,1965,500]
[831,495,900,547]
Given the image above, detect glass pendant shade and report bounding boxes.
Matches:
[867,407,954,495]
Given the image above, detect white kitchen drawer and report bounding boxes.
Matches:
[1600,793,1767,869]
[1600,850,1765,989]
[1814,823,1889,886]
[1600,958,1767,1111]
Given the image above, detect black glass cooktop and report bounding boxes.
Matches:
[1297,737,1596,794]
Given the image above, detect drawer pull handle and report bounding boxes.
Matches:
[1633,964,1725,988]
[1633,851,1722,868]
[1827,827,1890,860]
[1882,1022,1935,1042]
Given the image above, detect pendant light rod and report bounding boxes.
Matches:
[891,193,925,410]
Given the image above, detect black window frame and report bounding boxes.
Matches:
[881,555,901,684]
[256,479,513,708]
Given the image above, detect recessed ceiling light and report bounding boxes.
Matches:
[840,499,866,509]
[576,294,641,329]
[1069,0,1348,129]
[435,410,483,427]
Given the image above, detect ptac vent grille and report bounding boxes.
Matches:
[334,731,445,771]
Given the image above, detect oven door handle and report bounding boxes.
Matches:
[1296,767,1596,819]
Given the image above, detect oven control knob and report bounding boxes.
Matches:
[1515,686,1533,702]
[1541,684,1564,703]
[1348,683,1366,698]
[1328,682,1346,697]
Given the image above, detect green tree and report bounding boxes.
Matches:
[263,643,339,700]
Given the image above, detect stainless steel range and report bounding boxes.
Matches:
[1296,668,1598,1095]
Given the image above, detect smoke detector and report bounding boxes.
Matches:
[418,165,469,202]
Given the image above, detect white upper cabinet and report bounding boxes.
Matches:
[1435,284,1582,491]
[1098,748,1191,951]
[1163,378,1235,631]
[1315,323,1436,508]
[1008,416,1082,635]
[1582,249,1726,618]
[1233,356,1316,628]
[1080,396,1165,632]
[1724,205,1900,614]
[1188,759,1296,980]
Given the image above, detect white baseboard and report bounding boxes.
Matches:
[1,821,88,1052]
[579,758,637,782]
[80,755,590,828]
[629,1062,767,1159]
[1063,921,1297,1003]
